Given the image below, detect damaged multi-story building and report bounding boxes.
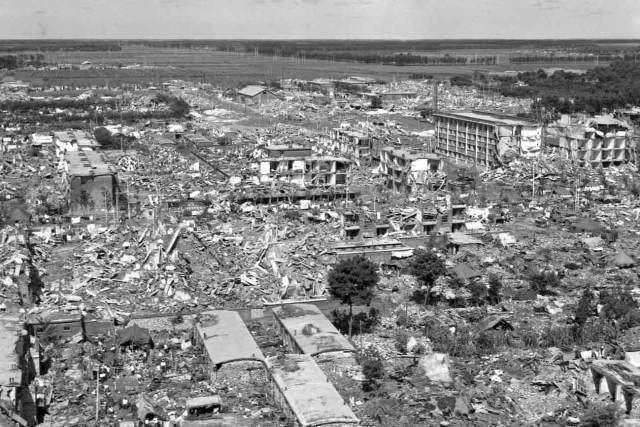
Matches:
[379,147,444,194]
[434,111,542,168]
[256,144,351,187]
[546,114,633,167]
[60,150,119,216]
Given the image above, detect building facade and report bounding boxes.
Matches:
[434,111,542,168]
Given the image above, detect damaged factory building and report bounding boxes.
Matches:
[434,110,542,168]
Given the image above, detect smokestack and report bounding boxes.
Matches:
[433,80,438,112]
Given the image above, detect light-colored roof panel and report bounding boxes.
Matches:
[272,304,355,355]
[237,85,267,97]
[196,310,265,366]
[65,150,117,176]
[267,354,359,427]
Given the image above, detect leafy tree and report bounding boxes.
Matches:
[327,256,379,337]
[408,249,446,305]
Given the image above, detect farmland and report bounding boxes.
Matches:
[8,45,607,88]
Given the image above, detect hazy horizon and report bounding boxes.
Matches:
[0,0,638,40]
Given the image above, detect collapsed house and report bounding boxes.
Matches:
[434,110,542,168]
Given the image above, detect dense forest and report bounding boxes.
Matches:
[494,60,640,114]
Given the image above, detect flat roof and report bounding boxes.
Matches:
[382,146,440,160]
[65,150,117,176]
[195,310,265,366]
[272,304,355,355]
[434,110,538,127]
[267,354,359,427]
[261,155,350,162]
[0,314,22,386]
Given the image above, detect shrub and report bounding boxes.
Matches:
[394,329,410,353]
[529,271,560,296]
[580,402,621,427]
[600,287,640,331]
[469,282,488,306]
[540,325,575,348]
[475,330,510,354]
[331,308,379,335]
[519,328,539,348]
[488,274,502,305]
[574,289,594,327]
[358,346,385,392]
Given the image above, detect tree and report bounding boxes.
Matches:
[408,249,446,305]
[327,256,379,338]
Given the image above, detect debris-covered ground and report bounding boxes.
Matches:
[1,72,640,427]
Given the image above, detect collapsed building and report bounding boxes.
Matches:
[434,111,542,168]
[379,147,445,193]
[546,114,632,167]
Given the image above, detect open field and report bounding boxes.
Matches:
[5,46,606,88]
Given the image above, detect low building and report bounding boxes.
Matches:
[380,147,444,194]
[434,111,542,168]
[62,151,118,216]
[194,310,265,381]
[257,155,350,188]
[236,85,279,106]
[332,238,412,263]
[30,133,53,149]
[266,354,359,427]
[271,304,355,356]
[26,311,83,342]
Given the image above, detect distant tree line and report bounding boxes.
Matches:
[493,60,640,115]
[0,41,121,52]
[0,54,45,69]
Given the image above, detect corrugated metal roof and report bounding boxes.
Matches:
[272,304,355,356]
[196,310,265,366]
[267,354,359,427]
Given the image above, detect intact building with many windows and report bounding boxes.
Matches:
[434,111,542,168]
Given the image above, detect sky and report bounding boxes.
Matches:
[0,0,638,39]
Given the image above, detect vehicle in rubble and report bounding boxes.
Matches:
[179,396,254,426]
